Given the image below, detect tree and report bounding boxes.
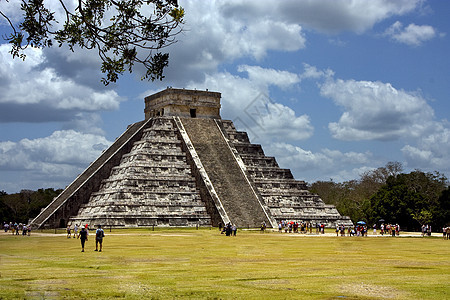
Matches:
[310,162,404,224]
[1,188,62,223]
[368,171,448,231]
[1,0,184,85]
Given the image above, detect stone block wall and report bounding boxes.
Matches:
[219,120,353,227]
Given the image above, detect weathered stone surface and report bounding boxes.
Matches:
[31,88,352,229]
[145,88,221,119]
[219,120,353,227]
[70,117,212,227]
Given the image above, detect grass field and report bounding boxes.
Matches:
[0,228,449,299]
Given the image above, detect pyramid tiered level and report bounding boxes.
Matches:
[31,88,352,229]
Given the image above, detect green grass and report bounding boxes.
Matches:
[0,229,449,299]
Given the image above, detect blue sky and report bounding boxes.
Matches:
[1,0,449,193]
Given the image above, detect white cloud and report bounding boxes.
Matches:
[402,123,450,170]
[160,0,307,84]
[0,130,110,169]
[320,78,435,141]
[237,65,301,89]
[0,45,122,125]
[222,0,422,34]
[384,21,437,46]
[162,0,424,86]
[264,142,374,182]
[300,63,334,80]
[0,130,111,191]
[187,66,313,143]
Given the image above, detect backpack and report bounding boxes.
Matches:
[96,229,104,238]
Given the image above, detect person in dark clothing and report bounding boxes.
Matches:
[78,227,88,252]
[95,225,105,252]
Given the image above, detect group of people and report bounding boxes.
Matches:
[3,222,31,236]
[375,223,401,236]
[442,226,450,240]
[421,224,432,237]
[66,223,105,252]
[220,222,237,236]
[277,220,315,234]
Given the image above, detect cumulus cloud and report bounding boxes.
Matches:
[0,130,111,191]
[186,66,313,143]
[402,123,450,170]
[300,63,334,80]
[384,21,437,46]
[159,0,306,85]
[159,0,424,86]
[320,78,435,141]
[222,0,422,34]
[264,142,373,182]
[237,65,301,89]
[0,45,122,125]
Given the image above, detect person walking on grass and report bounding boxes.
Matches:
[78,227,88,252]
[95,225,105,252]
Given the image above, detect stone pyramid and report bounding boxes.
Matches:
[31,88,352,229]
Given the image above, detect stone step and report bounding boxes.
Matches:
[240,156,279,168]
[70,117,212,227]
[233,143,265,155]
[181,117,272,228]
[247,167,294,179]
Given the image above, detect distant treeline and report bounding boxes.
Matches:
[0,188,63,224]
[309,162,450,231]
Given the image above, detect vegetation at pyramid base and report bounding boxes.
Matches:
[310,162,449,231]
[0,188,63,224]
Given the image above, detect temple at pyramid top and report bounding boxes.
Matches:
[144,88,222,119]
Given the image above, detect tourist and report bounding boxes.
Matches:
[225,223,232,236]
[446,226,450,240]
[84,224,90,237]
[66,225,71,238]
[78,227,88,252]
[27,225,31,236]
[232,224,237,236]
[73,224,79,238]
[22,224,27,236]
[95,225,105,252]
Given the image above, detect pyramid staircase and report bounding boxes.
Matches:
[219,120,353,226]
[70,118,212,227]
[179,118,274,228]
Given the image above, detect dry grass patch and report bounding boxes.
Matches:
[0,229,449,299]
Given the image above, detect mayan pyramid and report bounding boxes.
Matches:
[31,88,352,229]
